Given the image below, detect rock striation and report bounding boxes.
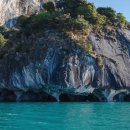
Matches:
[0,0,130,102]
[0,0,46,27]
[0,29,130,102]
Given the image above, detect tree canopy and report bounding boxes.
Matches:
[97,7,116,22]
[18,0,128,32]
[116,13,126,27]
[44,1,55,12]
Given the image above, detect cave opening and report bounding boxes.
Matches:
[0,89,16,101]
[59,93,100,102]
[124,94,130,102]
[18,90,57,102]
[113,92,126,102]
[113,92,130,102]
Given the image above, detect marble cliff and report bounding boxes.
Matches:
[0,0,46,27]
[0,0,130,102]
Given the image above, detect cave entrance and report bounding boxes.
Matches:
[113,92,130,102]
[124,94,130,102]
[0,89,16,101]
[18,90,57,102]
[113,92,126,102]
[59,93,100,102]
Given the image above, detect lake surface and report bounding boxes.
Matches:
[0,102,130,130]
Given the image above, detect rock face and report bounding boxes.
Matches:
[0,29,130,102]
[0,1,130,102]
[0,0,46,27]
[90,29,130,88]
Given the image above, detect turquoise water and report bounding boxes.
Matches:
[0,103,130,130]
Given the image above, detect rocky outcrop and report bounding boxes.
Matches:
[0,0,130,102]
[0,28,130,102]
[90,29,130,88]
[0,0,47,27]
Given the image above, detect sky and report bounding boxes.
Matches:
[88,0,130,22]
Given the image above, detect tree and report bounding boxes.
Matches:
[17,15,30,27]
[64,0,88,18]
[44,1,55,13]
[97,7,116,22]
[116,13,126,27]
[77,2,97,23]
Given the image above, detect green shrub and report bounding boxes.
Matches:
[44,2,55,12]
[94,13,106,29]
[28,12,54,31]
[85,42,93,54]
[96,56,103,67]
[73,16,90,31]
[53,13,90,32]
[32,12,50,24]
[116,13,126,27]
[64,0,88,18]
[77,3,97,23]
[18,11,65,32]
[17,15,30,27]
[0,33,6,46]
[97,7,116,22]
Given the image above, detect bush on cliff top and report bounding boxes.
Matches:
[54,14,90,32]
[16,0,127,56]
[63,0,87,18]
[17,0,127,32]
[116,13,126,27]
[77,2,97,23]
[97,7,116,22]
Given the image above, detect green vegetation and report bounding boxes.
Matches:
[84,42,93,54]
[63,0,86,18]
[94,13,106,29]
[97,7,116,22]
[77,3,97,23]
[96,56,103,67]
[0,33,6,46]
[60,15,90,32]
[17,15,30,27]
[14,0,128,68]
[97,7,127,27]
[18,11,58,33]
[116,13,126,27]
[0,0,128,73]
[62,0,97,24]
[44,1,55,12]
[17,0,127,32]
[31,12,52,26]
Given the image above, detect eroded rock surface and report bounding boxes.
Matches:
[0,28,130,102]
[0,0,46,27]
